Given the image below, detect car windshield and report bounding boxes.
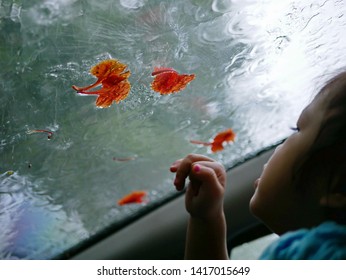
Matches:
[1,0,346,259]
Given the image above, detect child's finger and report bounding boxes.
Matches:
[191,161,226,189]
[169,159,182,173]
[173,154,215,191]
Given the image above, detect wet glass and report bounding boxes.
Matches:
[1,0,346,259]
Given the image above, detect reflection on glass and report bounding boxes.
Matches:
[1,0,346,259]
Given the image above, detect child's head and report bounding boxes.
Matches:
[250,71,346,235]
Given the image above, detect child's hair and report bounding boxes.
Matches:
[293,71,346,224]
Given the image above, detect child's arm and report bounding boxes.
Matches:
[170,154,228,260]
[184,210,228,259]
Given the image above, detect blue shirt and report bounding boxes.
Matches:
[259,221,346,259]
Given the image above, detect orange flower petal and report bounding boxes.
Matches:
[151,67,195,95]
[95,81,131,107]
[211,129,236,152]
[91,59,127,79]
[211,142,224,153]
[102,71,131,88]
[118,191,147,206]
[213,129,236,144]
[72,59,131,107]
[190,128,236,153]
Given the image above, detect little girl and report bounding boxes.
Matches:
[170,71,346,259]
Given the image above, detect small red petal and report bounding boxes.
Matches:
[118,191,147,206]
[151,69,195,95]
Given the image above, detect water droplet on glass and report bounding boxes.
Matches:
[211,0,233,13]
[120,0,145,10]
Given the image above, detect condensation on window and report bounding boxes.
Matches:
[1,0,346,259]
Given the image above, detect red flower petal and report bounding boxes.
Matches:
[190,128,236,153]
[151,67,195,95]
[118,191,147,206]
[72,59,131,108]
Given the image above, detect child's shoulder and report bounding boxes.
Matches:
[259,221,346,260]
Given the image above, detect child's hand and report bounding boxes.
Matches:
[170,154,226,220]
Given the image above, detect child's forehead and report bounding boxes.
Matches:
[307,72,346,150]
[300,72,346,120]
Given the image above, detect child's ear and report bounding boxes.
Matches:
[320,193,346,209]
